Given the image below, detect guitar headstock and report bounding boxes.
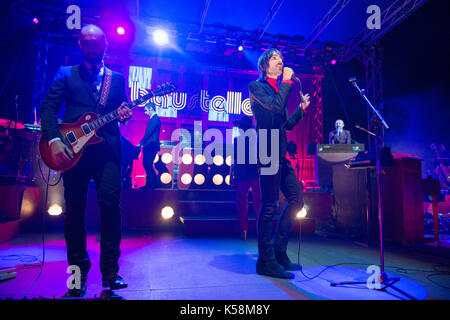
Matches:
[153,82,178,97]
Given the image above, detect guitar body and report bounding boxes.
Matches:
[39,112,104,171]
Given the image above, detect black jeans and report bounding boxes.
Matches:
[142,146,159,188]
[258,157,304,261]
[62,143,122,277]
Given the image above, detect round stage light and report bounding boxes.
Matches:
[182,153,193,165]
[195,154,206,165]
[213,155,224,166]
[160,172,172,184]
[161,152,173,164]
[194,174,205,185]
[153,154,159,163]
[213,174,223,185]
[153,29,169,46]
[181,173,192,185]
[48,204,62,216]
[296,207,307,219]
[161,206,174,220]
[33,17,39,24]
[225,155,232,166]
[225,175,231,185]
[238,45,244,51]
[117,27,125,35]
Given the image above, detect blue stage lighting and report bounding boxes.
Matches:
[153,29,169,46]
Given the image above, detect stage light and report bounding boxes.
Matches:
[160,172,172,184]
[48,204,62,216]
[238,45,243,51]
[194,174,205,185]
[195,154,206,165]
[182,153,193,165]
[117,27,125,35]
[225,155,232,166]
[213,155,224,166]
[331,59,337,65]
[225,175,231,185]
[161,152,173,164]
[181,173,192,185]
[161,206,174,220]
[296,207,307,219]
[213,174,224,185]
[153,29,169,46]
[32,17,39,24]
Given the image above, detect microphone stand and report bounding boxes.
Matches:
[330,78,414,300]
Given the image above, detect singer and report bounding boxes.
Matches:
[248,48,311,279]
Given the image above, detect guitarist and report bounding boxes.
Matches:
[40,25,132,297]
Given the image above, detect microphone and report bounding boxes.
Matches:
[291,74,301,82]
[348,77,356,83]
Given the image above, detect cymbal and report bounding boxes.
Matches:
[0,119,25,129]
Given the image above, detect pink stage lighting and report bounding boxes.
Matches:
[32,17,39,24]
[331,59,337,65]
[117,27,125,35]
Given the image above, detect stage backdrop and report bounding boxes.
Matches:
[107,57,324,187]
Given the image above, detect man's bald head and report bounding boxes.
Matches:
[78,25,107,65]
[80,24,106,43]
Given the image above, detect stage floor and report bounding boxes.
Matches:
[0,231,449,300]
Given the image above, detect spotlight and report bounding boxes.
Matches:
[32,17,39,24]
[213,174,224,185]
[182,153,193,165]
[296,207,307,219]
[153,29,169,46]
[161,153,173,164]
[161,206,174,220]
[195,154,206,165]
[238,45,243,51]
[225,155,232,166]
[331,59,337,65]
[117,26,125,35]
[181,173,192,185]
[160,172,172,184]
[194,174,205,185]
[213,155,224,166]
[225,175,231,185]
[48,204,62,216]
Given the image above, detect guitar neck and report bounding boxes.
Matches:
[89,92,157,131]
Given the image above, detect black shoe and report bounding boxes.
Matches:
[256,259,294,279]
[61,275,87,299]
[102,274,128,290]
[275,251,301,271]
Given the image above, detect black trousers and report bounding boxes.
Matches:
[62,143,122,277]
[258,157,304,261]
[142,146,159,188]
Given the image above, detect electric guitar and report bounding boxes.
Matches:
[39,82,177,171]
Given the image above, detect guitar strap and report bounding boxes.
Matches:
[96,67,113,114]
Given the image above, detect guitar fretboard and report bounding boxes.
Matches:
[88,91,161,130]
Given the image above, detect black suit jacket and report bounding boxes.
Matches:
[329,129,351,144]
[248,79,306,159]
[40,64,128,163]
[140,114,161,152]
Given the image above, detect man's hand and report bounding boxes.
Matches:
[118,102,132,121]
[50,140,73,165]
[282,67,294,81]
[301,93,311,110]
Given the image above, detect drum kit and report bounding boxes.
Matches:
[0,119,41,184]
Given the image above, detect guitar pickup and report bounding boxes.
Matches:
[81,123,91,135]
[66,131,77,144]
